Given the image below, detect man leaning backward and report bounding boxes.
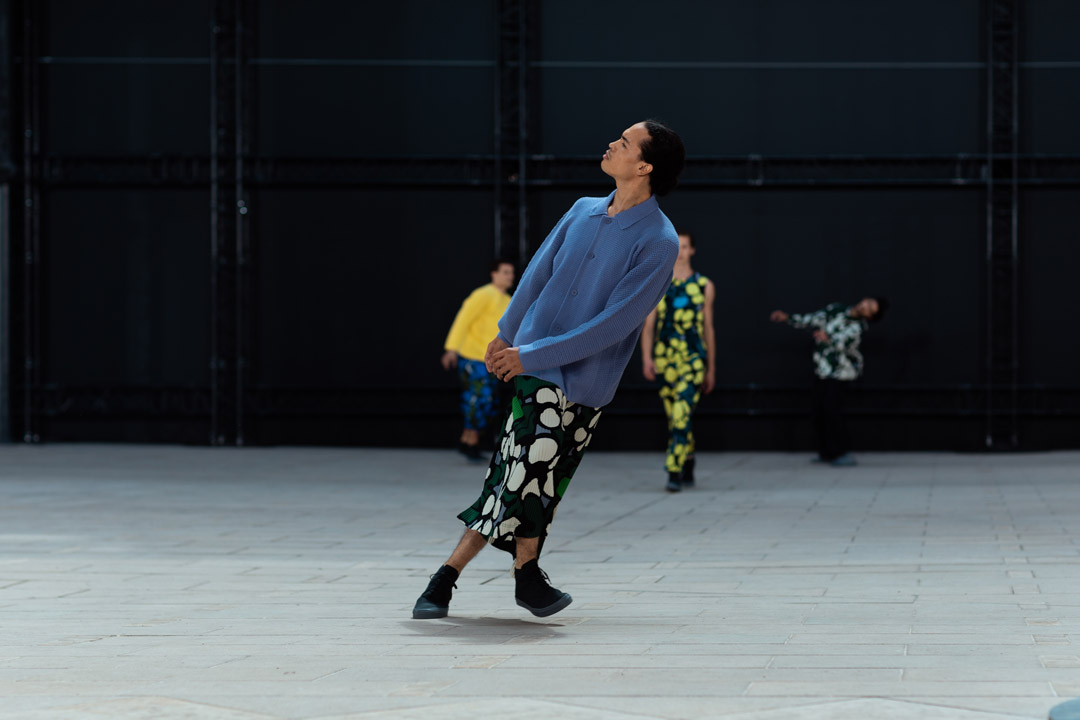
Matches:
[413,119,687,619]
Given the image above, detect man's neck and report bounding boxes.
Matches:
[607,181,652,217]
[673,261,694,279]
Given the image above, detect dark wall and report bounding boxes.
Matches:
[0,0,12,178]
[538,0,983,155]
[6,0,1080,449]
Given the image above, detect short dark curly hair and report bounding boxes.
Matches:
[488,257,513,274]
[640,119,686,197]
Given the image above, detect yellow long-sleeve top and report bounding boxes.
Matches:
[444,283,511,362]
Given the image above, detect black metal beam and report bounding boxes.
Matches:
[985,0,1020,449]
[494,0,531,264]
[27,154,1080,189]
[18,0,39,443]
[209,0,252,446]
[0,0,10,441]
[0,0,12,183]
[0,185,8,442]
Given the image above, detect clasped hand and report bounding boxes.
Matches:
[485,337,523,382]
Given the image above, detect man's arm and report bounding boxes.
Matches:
[496,204,578,344]
[784,309,827,330]
[640,307,658,381]
[703,280,716,394]
[516,239,678,372]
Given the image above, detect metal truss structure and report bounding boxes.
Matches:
[5,0,1080,446]
[985,0,1020,449]
[16,0,40,442]
[22,153,1080,190]
[493,0,534,264]
[209,0,253,446]
[0,1,10,444]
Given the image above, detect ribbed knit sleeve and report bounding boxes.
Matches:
[497,204,577,344]
[516,237,678,373]
[444,288,487,352]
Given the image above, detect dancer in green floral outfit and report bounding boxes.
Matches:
[642,231,716,492]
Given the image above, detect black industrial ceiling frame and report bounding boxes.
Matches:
[0,0,11,444]
[17,0,40,442]
[209,0,253,446]
[985,0,1020,449]
[6,0,1080,445]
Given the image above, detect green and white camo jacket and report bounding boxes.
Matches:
[787,303,868,381]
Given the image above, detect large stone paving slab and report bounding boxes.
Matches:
[0,445,1078,719]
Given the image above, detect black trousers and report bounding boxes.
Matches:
[812,378,850,461]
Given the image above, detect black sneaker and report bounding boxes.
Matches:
[665,471,682,493]
[412,565,459,619]
[682,457,695,487]
[514,559,572,617]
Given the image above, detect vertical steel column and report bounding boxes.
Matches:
[515,3,528,264]
[0,0,11,177]
[234,0,252,446]
[0,186,9,442]
[0,0,11,441]
[210,0,248,445]
[984,0,1020,449]
[19,0,39,443]
[494,0,529,264]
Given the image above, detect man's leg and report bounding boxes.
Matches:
[680,360,705,486]
[413,530,487,619]
[476,365,501,445]
[825,380,854,465]
[513,536,538,569]
[458,361,486,459]
[812,377,829,460]
[446,528,487,572]
[513,532,569,617]
[511,402,600,617]
[660,379,683,492]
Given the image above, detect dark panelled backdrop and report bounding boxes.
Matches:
[4,0,1079,450]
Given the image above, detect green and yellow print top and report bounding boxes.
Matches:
[655,272,709,361]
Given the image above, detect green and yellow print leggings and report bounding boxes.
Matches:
[458,376,602,558]
[655,349,705,473]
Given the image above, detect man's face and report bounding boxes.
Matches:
[676,234,695,264]
[491,263,515,291]
[600,122,651,182]
[854,298,879,319]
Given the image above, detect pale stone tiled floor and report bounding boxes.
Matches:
[1,445,1078,720]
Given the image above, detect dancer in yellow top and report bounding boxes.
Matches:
[641,231,715,492]
[442,259,515,458]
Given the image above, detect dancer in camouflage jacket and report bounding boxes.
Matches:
[770,298,888,466]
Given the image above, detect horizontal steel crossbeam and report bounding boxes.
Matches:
[17,154,1080,188]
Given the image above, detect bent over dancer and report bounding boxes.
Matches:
[770,297,888,467]
[413,119,685,619]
